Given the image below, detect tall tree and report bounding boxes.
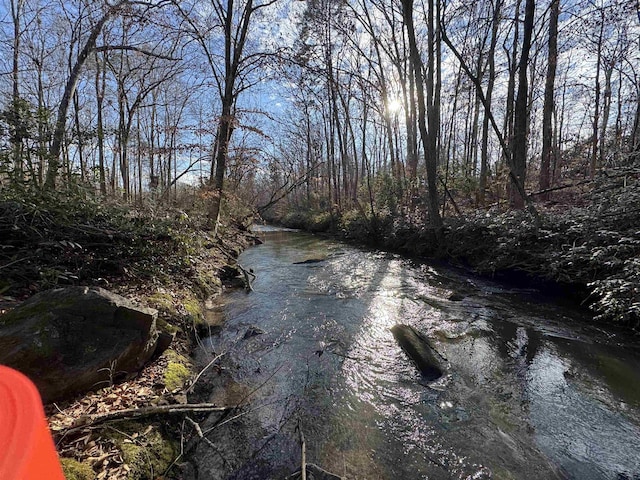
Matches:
[175,0,278,233]
[539,0,559,199]
[509,0,534,208]
[401,0,443,235]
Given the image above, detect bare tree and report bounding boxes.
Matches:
[539,0,559,199]
[45,0,170,189]
[401,0,443,235]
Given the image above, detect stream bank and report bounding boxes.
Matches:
[0,191,259,479]
[268,171,640,334]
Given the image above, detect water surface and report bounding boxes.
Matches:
[192,226,640,480]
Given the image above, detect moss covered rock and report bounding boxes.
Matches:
[0,286,161,403]
[164,349,192,391]
[108,422,177,480]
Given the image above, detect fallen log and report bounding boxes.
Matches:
[57,402,239,438]
[391,324,444,381]
[293,258,325,265]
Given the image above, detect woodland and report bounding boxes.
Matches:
[1,0,638,328]
[0,0,639,477]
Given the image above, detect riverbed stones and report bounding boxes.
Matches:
[0,286,162,403]
[391,324,444,381]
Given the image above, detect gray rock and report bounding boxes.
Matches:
[0,286,161,403]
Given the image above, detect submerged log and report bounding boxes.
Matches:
[293,258,325,265]
[391,324,444,381]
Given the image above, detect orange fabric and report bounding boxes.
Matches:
[0,365,66,479]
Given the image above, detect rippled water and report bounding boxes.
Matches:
[191,226,640,480]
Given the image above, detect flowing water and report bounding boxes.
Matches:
[191,226,640,480]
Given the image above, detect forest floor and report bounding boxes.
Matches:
[0,189,258,480]
[274,164,640,334]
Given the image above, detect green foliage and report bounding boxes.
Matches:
[441,166,640,329]
[338,209,375,241]
[0,187,219,298]
[280,209,334,232]
[373,174,400,215]
[60,458,94,480]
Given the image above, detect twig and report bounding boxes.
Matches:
[0,256,32,270]
[529,178,594,196]
[237,263,255,291]
[162,419,185,477]
[185,416,204,438]
[186,352,226,394]
[184,416,231,469]
[297,419,307,480]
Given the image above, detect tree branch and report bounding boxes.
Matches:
[95,45,180,61]
[58,402,240,437]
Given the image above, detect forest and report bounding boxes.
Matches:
[2,0,638,328]
[1,0,639,478]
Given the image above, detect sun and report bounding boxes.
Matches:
[386,98,402,114]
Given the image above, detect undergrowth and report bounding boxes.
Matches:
[273,165,640,331]
[0,186,214,299]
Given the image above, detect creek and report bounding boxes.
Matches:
[190,226,640,480]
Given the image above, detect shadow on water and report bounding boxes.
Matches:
[189,227,640,480]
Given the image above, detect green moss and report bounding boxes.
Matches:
[165,362,190,391]
[163,349,192,391]
[194,271,222,297]
[60,458,94,480]
[183,296,206,328]
[156,317,180,336]
[183,297,202,318]
[146,292,177,316]
[0,300,55,328]
[108,423,177,480]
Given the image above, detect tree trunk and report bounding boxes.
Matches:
[10,0,25,180]
[208,0,255,235]
[401,0,443,236]
[598,64,613,168]
[590,12,604,178]
[503,0,521,154]
[95,51,107,196]
[509,0,535,209]
[539,0,559,200]
[479,0,501,206]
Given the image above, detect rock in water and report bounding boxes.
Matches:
[0,286,161,403]
[243,326,265,339]
[391,324,444,381]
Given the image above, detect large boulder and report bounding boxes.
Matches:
[0,286,162,403]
